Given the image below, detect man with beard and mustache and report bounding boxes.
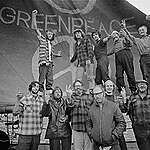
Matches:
[127,80,150,150]
[41,86,72,150]
[13,81,45,150]
[65,80,94,150]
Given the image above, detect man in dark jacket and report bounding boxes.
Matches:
[41,86,72,150]
[127,80,150,150]
[86,85,126,150]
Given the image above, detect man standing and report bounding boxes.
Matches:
[127,80,150,150]
[86,85,126,150]
[104,80,127,150]
[121,17,150,90]
[13,81,44,150]
[88,31,110,87]
[66,80,93,150]
[70,29,94,89]
[107,30,136,94]
[32,10,61,95]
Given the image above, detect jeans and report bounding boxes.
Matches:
[140,55,150,90]
[115,49,136,93]
[93,141,120,150]
[72,130,92,150]
[95,56,109,85]
[49,136,72,150]
[133,125,150,150]
[39,63,53,91]
[16,134,40,150]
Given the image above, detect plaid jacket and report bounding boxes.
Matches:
[68,92,93,132]
[128,93,150,126]
[13,92,44,135]
[71,37,94,67]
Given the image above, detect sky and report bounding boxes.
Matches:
[127,0,150,15]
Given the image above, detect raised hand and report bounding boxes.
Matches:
[120,87,126,102]
[32,10,38,15]
[66,84,73,97]
[146,15,150,21]
[120,19,126,29]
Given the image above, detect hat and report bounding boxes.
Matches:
[73,29,84,35]
[136,80,148,85]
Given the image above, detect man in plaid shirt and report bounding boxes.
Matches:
[66,80,94,150]
[13,81,45,150]
[127,80,150,150]
[70,29,94,89]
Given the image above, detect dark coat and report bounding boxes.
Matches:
[41,98,72,139]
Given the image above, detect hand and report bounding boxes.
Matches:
[120,87,126,99]
[103,146,112,150]
[86,60,91,65]
[16,92,23,101]
[66,85,73,97]
[32,10,38,15]
[57,50,62,57]
[120,19,126,29]
[146,15,150,21]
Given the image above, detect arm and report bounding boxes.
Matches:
[85,110,93,141]
[32,10,41,37]
[107,47,115,56]
[13,95,24,116]
[102,35,111,43]
[112,105,126,139]
[70,49,77,63]
[86,38,94,62]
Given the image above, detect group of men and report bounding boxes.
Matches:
[12,11,150,150]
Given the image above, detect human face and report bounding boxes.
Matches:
[138,26,147,37]
[137,82,148,93]
[75,31,82,39]
[54,88,62,99]
[93,88,104,103]
[92,33,100,42]
[46,31,54,40]
[112,31,119,42]
[74,81,83,95]
[31,83,39,94]
[105,80,114,94]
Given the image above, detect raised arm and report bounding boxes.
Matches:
[32,10,41,36]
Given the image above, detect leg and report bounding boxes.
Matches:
[16,135,32,150]
[118,135,127,150]
[100,56,110,83]
[83,132,93,150]
[123,50,136,93]
[72,130,84,150]
[76,67,84,81]
[140,56,150,90]
[49,139,60,150]
[46,63,53,90]
[62,136,72,150]
[30,135,40,150]
[110,141,121,150]
[133,126,149,150]
[115,63,125,93]
[95,59,103,85]
[86,63,95,89]
[39,64,47,92]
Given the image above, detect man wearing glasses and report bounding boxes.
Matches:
[86,86,126,150]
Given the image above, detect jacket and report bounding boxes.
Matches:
[86,100,126,147]
[41,98,72,139]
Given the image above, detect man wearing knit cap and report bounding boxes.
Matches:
[127,79,150,150]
